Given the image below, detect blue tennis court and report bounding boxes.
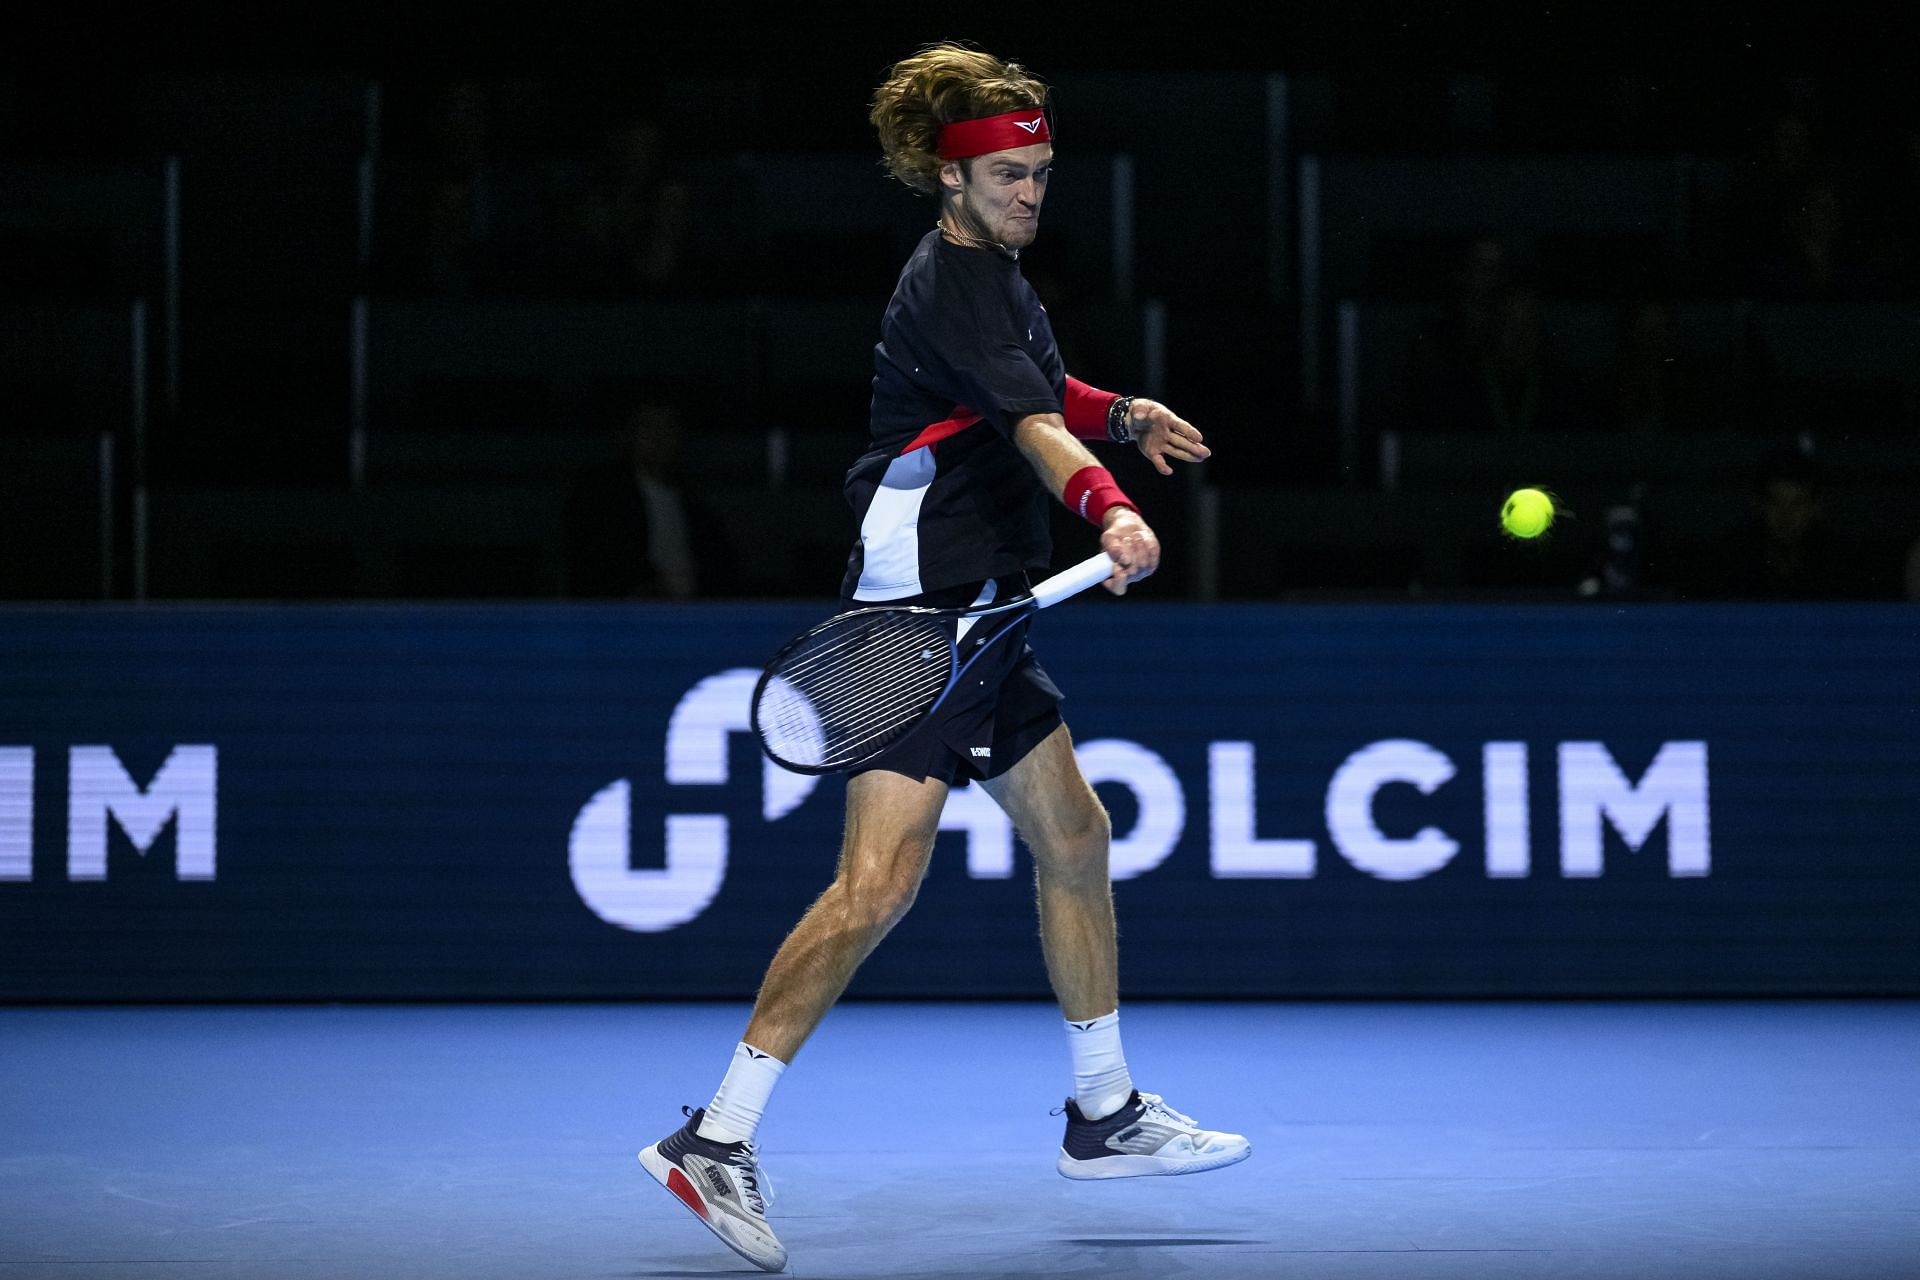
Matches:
[4,1000,1916,1278]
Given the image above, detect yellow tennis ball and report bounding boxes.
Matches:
[1500,487,1555,539]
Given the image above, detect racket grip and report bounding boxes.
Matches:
[1031,552,1118,609]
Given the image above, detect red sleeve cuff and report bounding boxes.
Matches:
[1063,376,1120,440]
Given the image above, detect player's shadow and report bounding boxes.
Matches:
[624,1234,1260,1277]
[1064,1236,1252,1248]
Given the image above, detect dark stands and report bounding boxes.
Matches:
[3,60,1917,602]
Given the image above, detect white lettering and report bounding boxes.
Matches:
[1326,740,1459,881]
[66,745,217,881]
[1,747,31,882]
[1483,741,1530,877]
[583,670,1720,934]
[1558,742,1711,877]
[1208,741,1315,877]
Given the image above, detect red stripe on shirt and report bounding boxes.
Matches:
[902,406,984,454]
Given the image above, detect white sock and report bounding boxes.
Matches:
[696,1042,786,1144]
[1064,1010,1134,1121]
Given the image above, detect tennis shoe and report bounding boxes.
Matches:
[1056,1089,1251,1180]
[639,1106,787,1272]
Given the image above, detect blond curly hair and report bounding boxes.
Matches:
[869,42,1050,195]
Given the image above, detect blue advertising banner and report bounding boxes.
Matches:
[2,602,1916,1000]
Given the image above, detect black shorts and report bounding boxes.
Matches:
[845,574,1066,787]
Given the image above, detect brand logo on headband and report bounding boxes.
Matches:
[937,109,1054,159]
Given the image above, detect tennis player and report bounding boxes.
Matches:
[640,43,1245,1271]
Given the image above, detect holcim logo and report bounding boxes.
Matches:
[569,672,817,933]
[568,671,1711,933]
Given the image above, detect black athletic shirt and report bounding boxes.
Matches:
[840,228,1065,601]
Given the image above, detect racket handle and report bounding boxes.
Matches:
[1032,552,1118,609]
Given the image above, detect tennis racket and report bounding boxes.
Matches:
[750,552,1117,775]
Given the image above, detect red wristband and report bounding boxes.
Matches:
[1063,376,1120,440]
[1063,465,1137,527]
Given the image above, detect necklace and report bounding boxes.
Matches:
[939,220,1016,259]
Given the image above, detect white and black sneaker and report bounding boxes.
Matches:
[1056,1090,1252,1180]
[639,1106,787,1273]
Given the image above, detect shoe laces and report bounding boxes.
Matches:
[1139,1092,1198,1129]
[728,1142,774,1215]
[679,1105,775,1215]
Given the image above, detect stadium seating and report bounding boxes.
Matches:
[0,160,171,300]
[4,69,1918,601]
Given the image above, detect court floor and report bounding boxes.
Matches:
[2,1000,1917,1279]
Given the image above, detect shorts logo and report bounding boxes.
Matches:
[971,747,992,758]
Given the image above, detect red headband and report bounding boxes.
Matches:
[937,108,1052,160]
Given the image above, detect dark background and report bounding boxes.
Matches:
[17,4,1916,77]
[7,4,1920,605]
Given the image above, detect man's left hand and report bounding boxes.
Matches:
[1126,399,1212,476]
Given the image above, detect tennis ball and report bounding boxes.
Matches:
[1500,487,1555,539]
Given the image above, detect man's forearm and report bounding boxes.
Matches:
[1012,412,1102,502]
[1013,412,1139,529]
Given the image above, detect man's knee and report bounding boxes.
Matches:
[833,835,930,934]
[1033,788,1112,879]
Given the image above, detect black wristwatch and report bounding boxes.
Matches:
[1107,395,1136,444]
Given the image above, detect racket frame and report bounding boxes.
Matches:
[750,552,1114,775]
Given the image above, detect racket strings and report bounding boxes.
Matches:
[757,611,956,770]
[762,645,948,766]
[777,623,947,719]
[775,650,941,752]
[780,624,925,684]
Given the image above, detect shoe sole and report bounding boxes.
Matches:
[1056,1142,1253,1180]
[638,1143,789,1273]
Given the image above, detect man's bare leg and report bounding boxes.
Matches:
[983,720,1252,1176]
[980,722,1117,1022]
[741,767,949,1062]
[640,768,950,1266]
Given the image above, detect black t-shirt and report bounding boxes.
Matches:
[841,228,1066,600]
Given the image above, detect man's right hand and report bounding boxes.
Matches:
[1100,508,1161,595]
